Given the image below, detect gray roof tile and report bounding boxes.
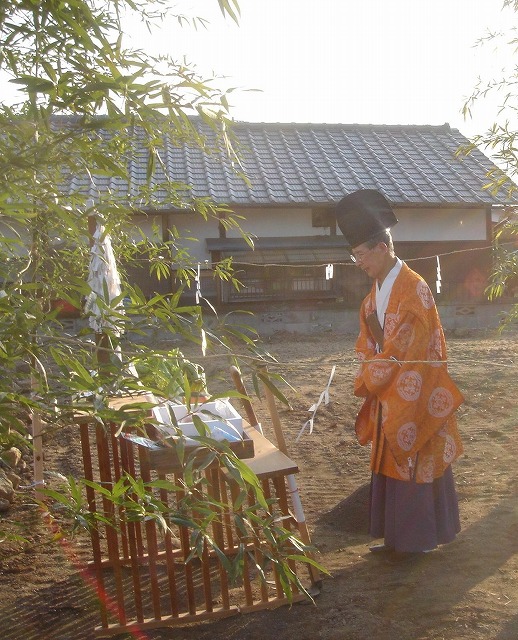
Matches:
[60,118,516,207]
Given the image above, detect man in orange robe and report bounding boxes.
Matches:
[336,189,464,562]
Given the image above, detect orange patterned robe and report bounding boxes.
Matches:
[354,263,464,483]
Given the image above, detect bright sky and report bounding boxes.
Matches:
[0,0,514,142]
[126,0,515,140]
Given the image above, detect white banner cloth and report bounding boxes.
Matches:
[85,223,123,335]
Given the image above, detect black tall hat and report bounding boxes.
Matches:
[335,189,398,248]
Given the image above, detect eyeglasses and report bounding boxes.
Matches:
[351,246,375,264]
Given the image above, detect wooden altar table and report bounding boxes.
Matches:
[76,399,313,637]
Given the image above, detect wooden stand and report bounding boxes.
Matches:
[77,404,311,638]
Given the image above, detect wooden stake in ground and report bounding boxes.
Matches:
[230,365,263,434]
[232,365,322,590]
[30,376,45,501]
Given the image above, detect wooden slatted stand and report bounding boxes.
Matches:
[77,399,312,638]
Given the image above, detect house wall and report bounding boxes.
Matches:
[167,205,488,267]
[393,208,487,241]
[130,214,163,242]
[165,213,220,264]
[227,206,488,242]
[226,207,315,238]
[165,205,490,305]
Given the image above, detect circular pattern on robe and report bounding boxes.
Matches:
[392,322,414,351]
[367,360,393,385]
[396,370,423,401]
[428,387,454,418]
[354,352,365,377]
[443,434,457,464]
[383,313,398,340]
[416,455,435,483]
[417,281,435,309]
[397,422,417,451]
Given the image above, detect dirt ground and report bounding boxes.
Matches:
[1,329,518,640]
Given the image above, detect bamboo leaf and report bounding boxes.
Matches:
[257,371,292,407]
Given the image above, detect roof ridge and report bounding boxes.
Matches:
[49,114,455,135]
[231,121,453,133]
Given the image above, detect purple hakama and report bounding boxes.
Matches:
[369,465,461,553]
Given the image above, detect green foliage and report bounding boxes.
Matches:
[459,3,518,185]
[457,1,518,321]
[0,0,316,601]
[0,529,30,545]
[41,456,325,600]
[0,1,252,438]
[486,221,518,301]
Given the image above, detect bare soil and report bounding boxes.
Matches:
[1,330,518,640]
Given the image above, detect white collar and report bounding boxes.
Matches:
[376,258,402,326]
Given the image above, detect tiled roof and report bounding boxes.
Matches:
[66,118,515,207]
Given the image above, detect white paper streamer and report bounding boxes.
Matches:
[436,255,442,294]
[296,365,336,442]
[195,262,201,304]
[325,263,334,280]
[85,222,123,335]
[201,328,207,357]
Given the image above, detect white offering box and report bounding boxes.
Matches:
[154,398,244,442]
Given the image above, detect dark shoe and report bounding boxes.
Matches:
[368,543,395,554]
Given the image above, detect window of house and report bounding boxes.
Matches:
[312,209,335,230]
